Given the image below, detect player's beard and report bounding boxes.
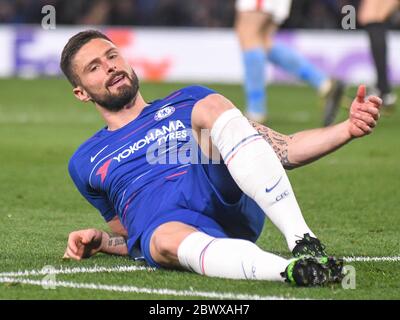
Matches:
[87,70,139,112]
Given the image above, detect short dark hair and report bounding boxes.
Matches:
[60,30,113,87]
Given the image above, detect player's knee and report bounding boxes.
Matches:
[149,222,198,268]
[193,94,237,130]
[235,12,268,47]
[236,21,258,41]
[357,12,370,26]
[151,232,176,262]
[358,10,379,25]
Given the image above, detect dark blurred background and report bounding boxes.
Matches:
[0,0,399,29]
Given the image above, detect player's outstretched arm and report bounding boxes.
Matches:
[63,228,128,260]
[250,85,382,169]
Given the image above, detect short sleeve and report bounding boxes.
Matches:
[183,85,217,101]
[68,158,116,222]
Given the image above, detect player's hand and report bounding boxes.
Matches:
[63,229,103,260]
[348,84,382,138]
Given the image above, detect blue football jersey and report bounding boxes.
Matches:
[69,85,265,256]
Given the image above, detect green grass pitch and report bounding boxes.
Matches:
[0,78,399,300]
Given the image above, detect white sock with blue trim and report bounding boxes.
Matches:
[177,232,289,281]
[210,108,315,250]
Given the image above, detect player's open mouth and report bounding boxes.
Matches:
[108,74,126,88]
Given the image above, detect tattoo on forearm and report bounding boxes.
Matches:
[249,120,297,169]
[106,233,127,247]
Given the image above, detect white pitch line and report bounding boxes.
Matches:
[0,265,153,278]
[0,277,303,300]
[0,256,398,299]
[2,256,399,278]
[343,256,400,262]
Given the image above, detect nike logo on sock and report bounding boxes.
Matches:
[265,176,282,193]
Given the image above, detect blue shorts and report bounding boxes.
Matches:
[140,211,229,268]
[130,163,266,268]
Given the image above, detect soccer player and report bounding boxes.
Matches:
[62,30,381,286]
[358,0,399,112]
[235,0,345,125]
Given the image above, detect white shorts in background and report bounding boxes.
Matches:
[235,0,292,25]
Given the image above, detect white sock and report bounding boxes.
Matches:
[177,232,289,281]
[210,108,315,250]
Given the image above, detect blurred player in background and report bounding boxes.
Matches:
[61,30,381,286]
[358,0,399,112]
[235,0,345,126]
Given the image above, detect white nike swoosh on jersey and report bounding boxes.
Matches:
[159,102,171,109]
[90,145,109,163]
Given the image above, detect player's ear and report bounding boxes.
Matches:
[73,86,92,103]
